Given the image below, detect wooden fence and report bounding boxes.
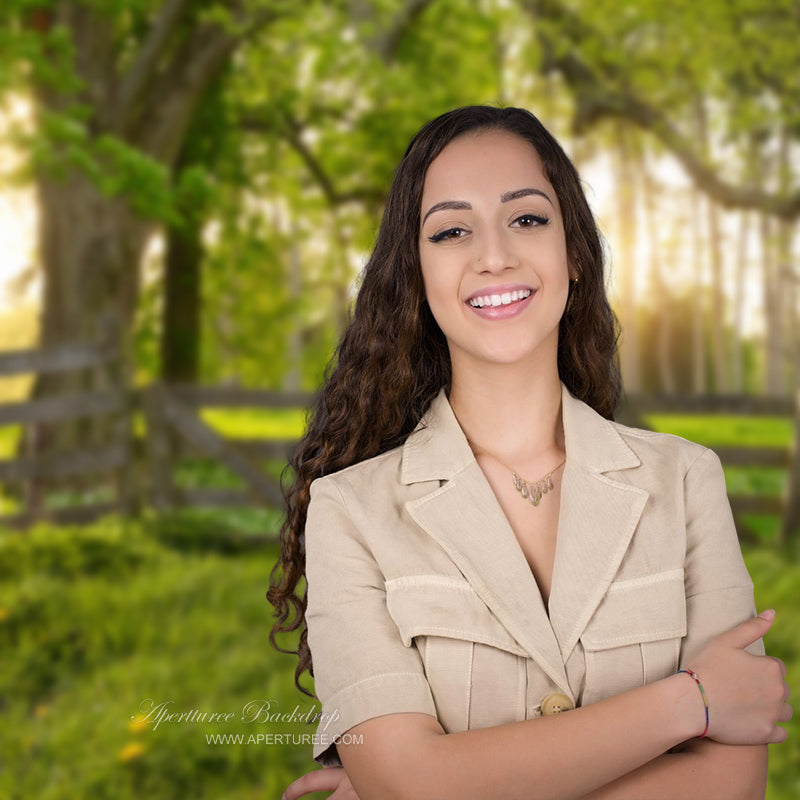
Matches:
[1,340,798,542]
[0,340,314,528]
[0,341,137,528]
[141,382,312,512]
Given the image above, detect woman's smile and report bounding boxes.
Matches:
[466,284,536,319]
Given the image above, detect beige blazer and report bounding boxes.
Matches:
[304,383,761,766]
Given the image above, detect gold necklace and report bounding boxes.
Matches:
[469,441,566,507]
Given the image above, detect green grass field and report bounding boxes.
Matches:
[0,516,333,800]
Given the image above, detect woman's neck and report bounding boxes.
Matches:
[447,362,565,469]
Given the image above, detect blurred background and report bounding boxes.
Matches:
[0,0,798,797]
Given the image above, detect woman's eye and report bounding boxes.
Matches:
[428,227,467,243]
[513,214,549,228]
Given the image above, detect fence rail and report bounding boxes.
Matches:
[0,342,117,377]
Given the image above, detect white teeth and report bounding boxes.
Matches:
[468,289,531,309]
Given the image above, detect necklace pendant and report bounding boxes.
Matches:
[500,459,565,509]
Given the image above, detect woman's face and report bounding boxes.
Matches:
[418,130,573,373]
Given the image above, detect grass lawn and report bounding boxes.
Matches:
[0,515,332,800]
[643,414,794,449]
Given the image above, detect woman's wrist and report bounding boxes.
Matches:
[659,671,709,742]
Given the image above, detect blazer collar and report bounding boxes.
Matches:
[400,383,648,697]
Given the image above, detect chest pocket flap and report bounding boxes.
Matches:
[582,568,687,650]
[385,575,528,656]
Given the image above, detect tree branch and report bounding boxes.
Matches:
[370,0,438,62]
[133,6,279,166]
[242,112,385,207]
[110,0,195,136]
[524,0,800,219]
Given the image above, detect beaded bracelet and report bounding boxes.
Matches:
[676,668,709,739]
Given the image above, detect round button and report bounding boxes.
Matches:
[541,692,574,716]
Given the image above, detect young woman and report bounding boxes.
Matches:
[269,106,791,800]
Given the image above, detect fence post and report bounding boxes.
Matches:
[22,420,45,521]
[141,383,179,511]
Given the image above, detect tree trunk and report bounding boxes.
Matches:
[18,1,269,465]
[18,170,151,499]
[761,213,783,395]
[690,189,707,395]
[614,124,640,393]
[776,128,796,395]
[706,199,728,393]
[32,170,150,410]
[161,213,203,383]
[641,152,675,394]
[731,211,749,393]
[37,172,150,354]
[284,236,303,393]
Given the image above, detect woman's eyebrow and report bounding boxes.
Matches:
[422,200,471,224]
[501,187,553,205]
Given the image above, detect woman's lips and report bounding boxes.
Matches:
[465,290,535,320]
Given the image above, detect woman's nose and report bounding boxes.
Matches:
[474,228,519,273]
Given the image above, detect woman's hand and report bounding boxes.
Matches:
[282,766,360,800]
[684,609,792,745]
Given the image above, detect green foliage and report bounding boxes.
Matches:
[743,547,800,799]
[0,517,156,581]
[176,0,511,388]
[25,111,177,222]
[4,0,795,393]
[94,135,176,221]
[0,514,327,800]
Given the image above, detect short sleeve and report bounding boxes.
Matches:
[304,477,437,766]
[679,447,764,667]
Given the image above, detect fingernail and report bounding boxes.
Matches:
[759,609,776,620]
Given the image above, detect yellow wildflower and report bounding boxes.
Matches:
[118,742,146,762]
[128,715,149,733]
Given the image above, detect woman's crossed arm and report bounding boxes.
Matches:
[284,612,789,800]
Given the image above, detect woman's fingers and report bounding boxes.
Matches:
[283,766,348,799]
[716,610,775,650]
[773,656,788,679]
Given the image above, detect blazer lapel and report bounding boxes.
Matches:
[547,385,649,661]
[401,388,570,693]
[399,385,650,692]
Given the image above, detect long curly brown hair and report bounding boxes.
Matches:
[267,105,621,696]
